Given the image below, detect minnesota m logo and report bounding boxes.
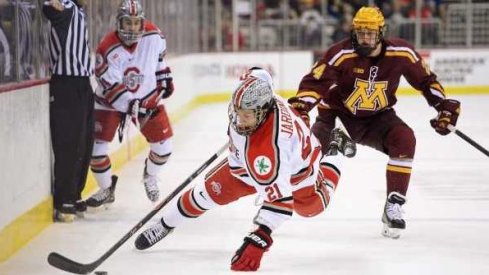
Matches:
[344,79,388,114]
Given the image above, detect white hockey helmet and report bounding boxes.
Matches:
[229,76,275,136]
[116,0,145,46]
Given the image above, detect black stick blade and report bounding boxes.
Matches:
[47,252,96,274]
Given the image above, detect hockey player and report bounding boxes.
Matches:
[85,0,174,207]
[288,7,461,238]
[133,68,355,271]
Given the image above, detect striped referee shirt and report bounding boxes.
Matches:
[42,0,92,77]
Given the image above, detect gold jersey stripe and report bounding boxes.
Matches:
[385,51,417,63]
[297,90,321,99]
[430,83,445,93]
[333,53,358,66]
[387,164,412,174]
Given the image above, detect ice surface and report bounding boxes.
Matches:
[1,95,488,275]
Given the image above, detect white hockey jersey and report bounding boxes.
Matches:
[94,21,169,112]
[228,96,322,230]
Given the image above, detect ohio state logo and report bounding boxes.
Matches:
[254,156,272,176]
[123,67,144,92]
[210,181,222,195]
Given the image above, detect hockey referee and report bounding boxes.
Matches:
[42,0,94,222]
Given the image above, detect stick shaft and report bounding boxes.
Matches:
[448,125,489,157]
[48,142,229,274]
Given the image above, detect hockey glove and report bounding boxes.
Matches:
[230,225,273,271]
[288,97,315,127]
[156,67,174,99]
[430,99,461,135]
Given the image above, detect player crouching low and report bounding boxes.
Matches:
[133,68,355,271]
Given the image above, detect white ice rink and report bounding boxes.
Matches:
[1,95,488,275]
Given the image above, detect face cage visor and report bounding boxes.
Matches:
[229,103,269,136]
[117,16,144,45]
[351,27,383,57]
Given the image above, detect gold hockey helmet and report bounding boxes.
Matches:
[352,7,385,31]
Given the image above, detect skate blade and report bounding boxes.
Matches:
[382,223,401,239]
[55,213,76,223]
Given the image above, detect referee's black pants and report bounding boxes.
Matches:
[49,75,94,211]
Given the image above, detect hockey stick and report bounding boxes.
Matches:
[139,87,169,130]
[47,142,229,274]
[447,125,489,157]
[328,117,356,157]
[118,90,165,142]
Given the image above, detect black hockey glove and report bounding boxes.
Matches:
[156,67,174,99]
[430,99,461,135]
[230,225,273,271]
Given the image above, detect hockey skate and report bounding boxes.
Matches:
[54,200,87,222]
[143,170,160,202]
[85,175,118,209]
[327,128,356,158]
[381,192,407,239]
[54,204,77,223]
[134,220,173,250]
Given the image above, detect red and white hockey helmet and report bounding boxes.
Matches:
[116,0,145,46]
[229,76,275,136]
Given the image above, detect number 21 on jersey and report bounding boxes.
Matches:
[265,183,283,201]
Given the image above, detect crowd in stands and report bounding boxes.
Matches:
[1,0,487,84]
[220,0,451,50]
[0,0,50,84]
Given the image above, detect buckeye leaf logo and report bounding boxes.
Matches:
[254,156,272,176]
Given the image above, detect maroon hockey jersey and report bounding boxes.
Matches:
[297,38,446,117]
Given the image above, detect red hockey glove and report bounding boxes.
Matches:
[156,67,174,99]
[430,99,461,135]
[288,97,314,127]
[230,225,273,271]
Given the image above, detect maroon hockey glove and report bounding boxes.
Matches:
[288,97,314,127]
[230,225,273,271]
[156,67,174,99]
[430,99,461,135]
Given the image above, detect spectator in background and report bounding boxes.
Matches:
[0,0,35,80]
[264,0,298,19]
[16,0,35,79]
[42,0,94,222]
[373,1,394,19]
[0,0,14,82]
[331,14,352,43]
[222,9,245,50]
[299,0,324,47]
[0,24,11,82]
[408,0,434,19]
[327,0,353,20]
